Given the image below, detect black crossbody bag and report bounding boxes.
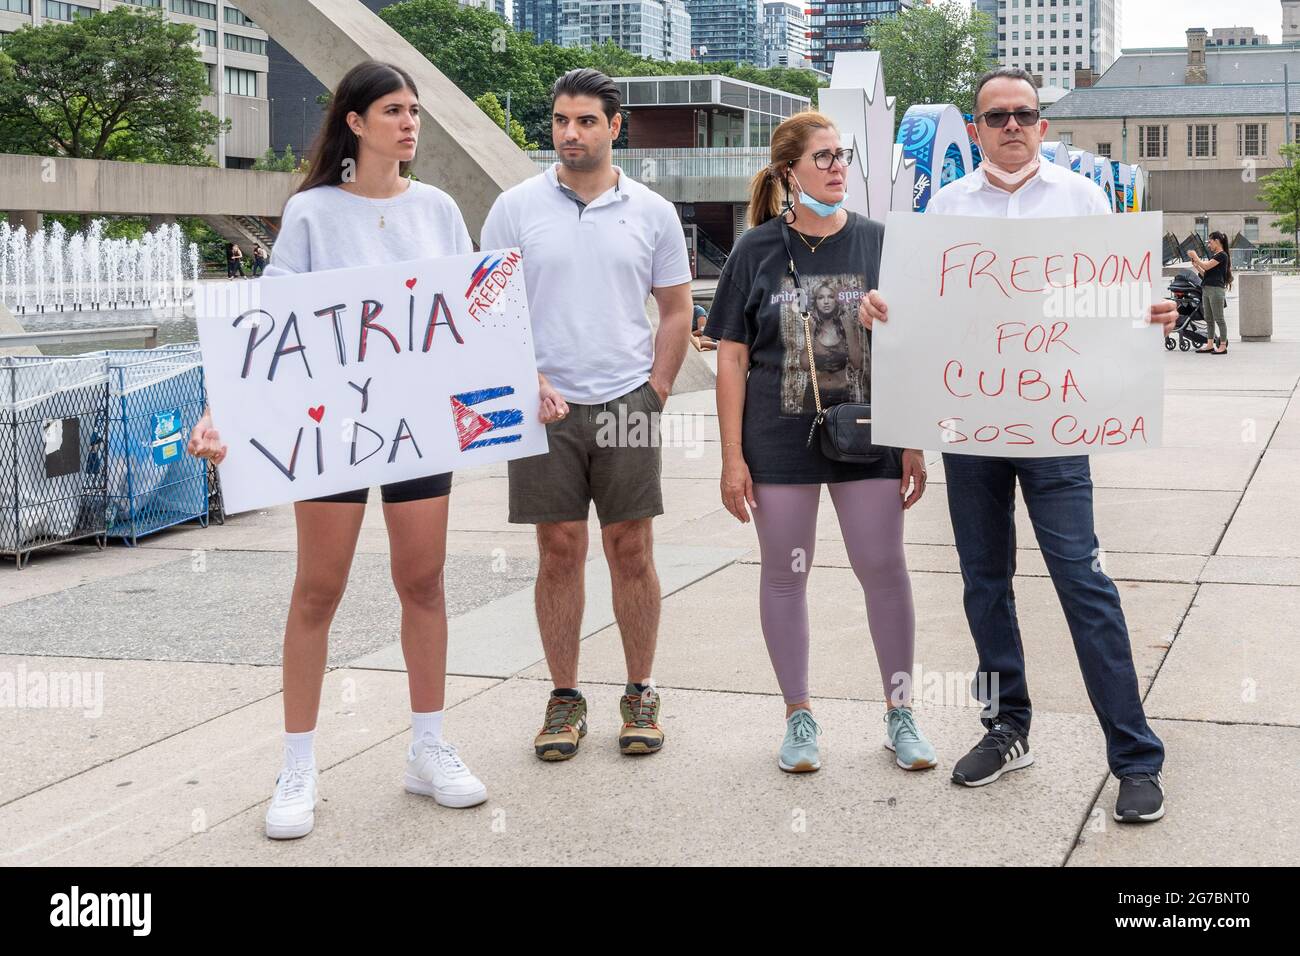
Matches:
[779,220,886,465]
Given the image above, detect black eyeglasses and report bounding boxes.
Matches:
[976,109,1041,129]
[809,148,854,170]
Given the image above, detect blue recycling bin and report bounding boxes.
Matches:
[105,346,210,545]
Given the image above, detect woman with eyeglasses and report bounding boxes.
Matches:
[703,111,934,775]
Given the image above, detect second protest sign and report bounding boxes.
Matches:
[871,211,1165,456]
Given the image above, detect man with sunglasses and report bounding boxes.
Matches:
[860,67,1178,824]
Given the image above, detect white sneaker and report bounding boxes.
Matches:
[265,761,319,840]
[404,737,488,808]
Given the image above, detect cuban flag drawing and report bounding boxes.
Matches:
[465,253,506,301]
[451,386,524,451]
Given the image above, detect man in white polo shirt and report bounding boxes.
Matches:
[481,68,694,763]
[861,68,1178,824]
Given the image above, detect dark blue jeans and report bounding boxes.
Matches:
[942,452,1164,777]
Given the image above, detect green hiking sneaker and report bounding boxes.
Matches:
[884,706,937,770]
[618,684,664,754]
[534,692,588,761]
[778,708,822,773]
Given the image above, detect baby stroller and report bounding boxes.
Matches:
[1166,269,1208,352]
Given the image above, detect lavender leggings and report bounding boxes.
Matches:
[752,480,915,705]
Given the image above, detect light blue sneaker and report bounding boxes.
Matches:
[778,708,822,773]
[884,706,937,770]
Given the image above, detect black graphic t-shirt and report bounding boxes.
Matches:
[704,212,903,484]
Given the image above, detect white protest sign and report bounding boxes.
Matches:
[872,211,1164,456]
[195,250,547,513]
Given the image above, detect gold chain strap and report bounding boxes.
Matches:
[783,229,827,449]
[798,270,826,451]
[798,274,824,419]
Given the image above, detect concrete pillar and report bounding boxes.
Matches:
[7,211,43,233]
[1238,272,1273,342]
[232,0,537,240]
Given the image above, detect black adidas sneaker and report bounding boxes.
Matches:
[1114,772,1165,823]
[951,721,1033,787]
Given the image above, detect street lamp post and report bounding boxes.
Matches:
[1288,65,1296,253]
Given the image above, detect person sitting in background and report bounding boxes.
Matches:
[691,303,716,351]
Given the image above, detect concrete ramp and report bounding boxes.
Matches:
[0,304,40,357]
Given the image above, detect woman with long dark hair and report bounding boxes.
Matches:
[1189,231,1233,354]
[705,111,934,775]
[188,61,487,839]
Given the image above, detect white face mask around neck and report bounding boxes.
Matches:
[975,130,1041,187]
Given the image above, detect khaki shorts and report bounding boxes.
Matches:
[508,380,664,527]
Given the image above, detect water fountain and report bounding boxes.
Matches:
[0,219,200,315]
[0,218,212,564]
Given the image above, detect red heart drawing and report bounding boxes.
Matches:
[308,405,325,423]
[405,277,418,290]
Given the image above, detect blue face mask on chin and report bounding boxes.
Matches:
[790,171,845,217]
[798,191,845,217]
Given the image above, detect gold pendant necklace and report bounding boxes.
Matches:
[794,229,829,254]
[378,214,386,230]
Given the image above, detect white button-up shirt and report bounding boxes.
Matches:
[926,158,1114,219]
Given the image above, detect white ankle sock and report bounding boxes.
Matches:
[283,729,316,769]
[412,711,444,746]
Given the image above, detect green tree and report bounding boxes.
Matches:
[46,214,148,240]
[0,6,225,164]
[718,64,825,101]
[475,92,537,149]
[380,0,828,146]
[180,216,230,271]
[867,0,994,120]
[253,144,304,172]
[382,1,549,104]
[382,0,552,143]
[1259,143,1300,245]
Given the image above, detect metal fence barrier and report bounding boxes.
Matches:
[0,354,110,568]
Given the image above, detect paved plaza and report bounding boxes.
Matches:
[2,280,1298,866]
